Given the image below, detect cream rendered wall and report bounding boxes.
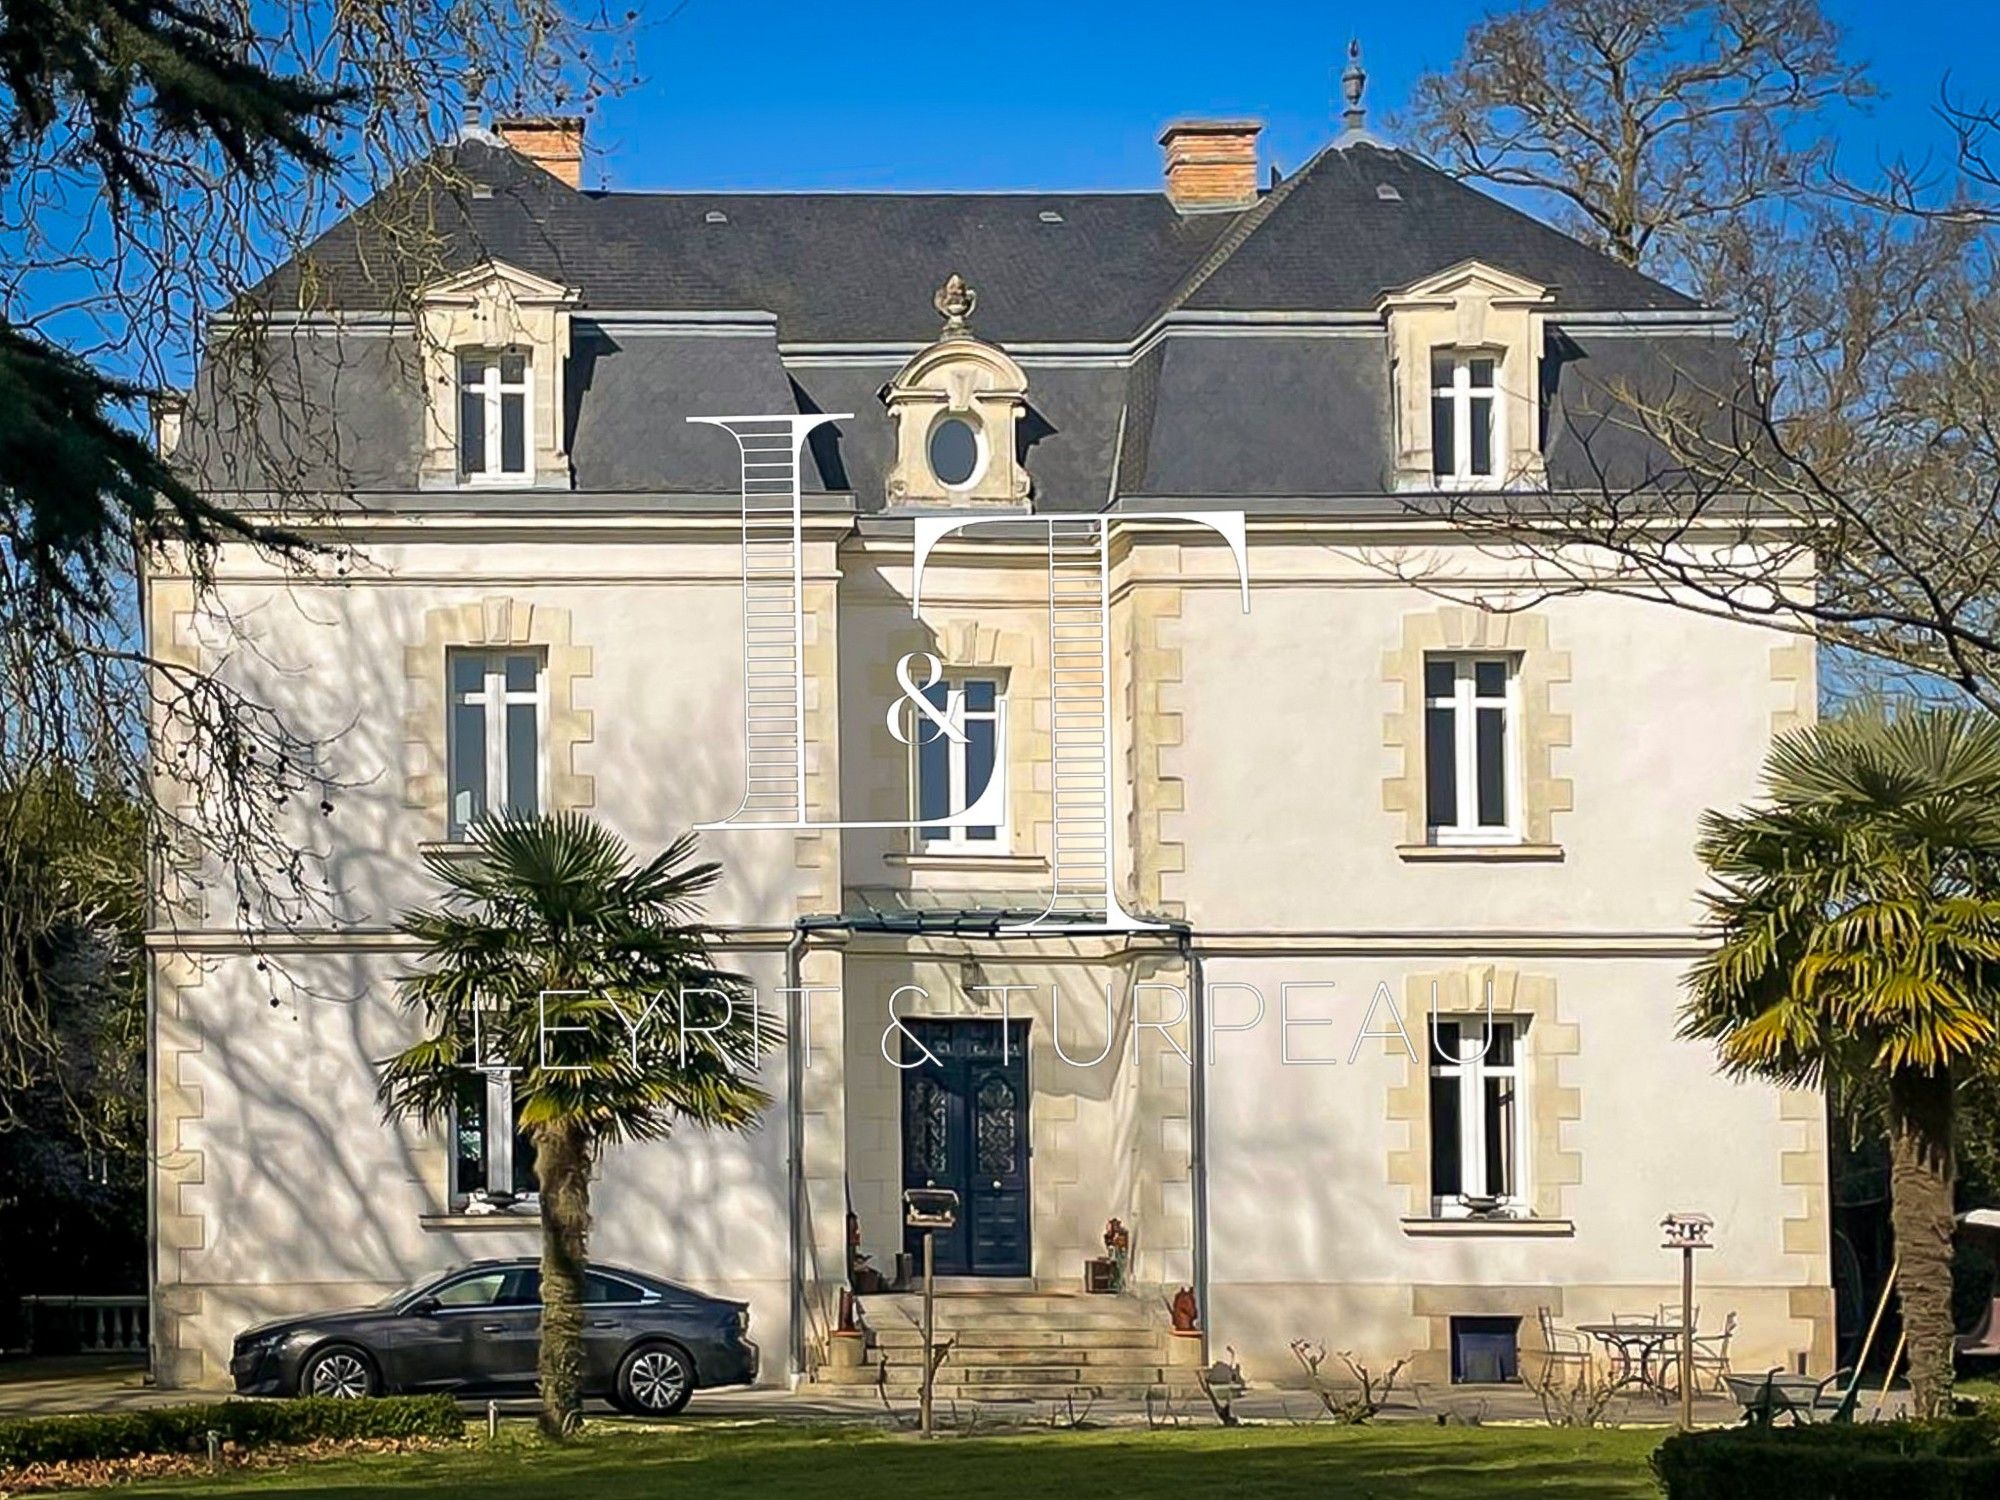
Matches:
[1140,528,1830,1383]
[1199,954,1824,1382]
[153,946,792,1387]
[154,509,1829,1390]
[1147,529,1788,934]
[158,532,826,926]
[149,525,829,1387]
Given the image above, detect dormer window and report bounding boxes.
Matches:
[458,350,532,482]
[1379,261,1551,493]
[1431,352,1499,485]
[881,275,1032,509]
[416,261,578,490]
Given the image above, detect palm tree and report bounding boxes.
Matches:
[378,814,779,1437]
[1685,705,2000,1417]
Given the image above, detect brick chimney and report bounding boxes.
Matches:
[494,116,586,188]
[1158,120,1263,212]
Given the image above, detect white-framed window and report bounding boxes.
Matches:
[1431,350,1501,486]
[914,675,1006,853]
[1424,654,1518,844]
[446,649,544,839]
[458,349,533,482]
[451,1070,538,1206]
[1428,1015,1527,1216]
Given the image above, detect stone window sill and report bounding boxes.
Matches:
[1400,1216,1575,1238]
[417,841,484,861]
[419,1211,539,1233]
[883,852,1051,873]
[1396,843,1565,864]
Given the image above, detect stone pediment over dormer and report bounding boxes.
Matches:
[1377,260,1554,492]
[421,260,580,338]
[890,336,1030,405]
[880,275,1032,509]
[417,261,581,489]
[1378,259,1553,343]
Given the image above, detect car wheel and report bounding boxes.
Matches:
[299,1344,378,1400]
[617,1343,693,1416]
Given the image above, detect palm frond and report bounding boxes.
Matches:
[380,815,779,1148]
[1684,704,2000,1098]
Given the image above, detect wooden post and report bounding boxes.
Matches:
[1661,1212,1713,1430]
[920,1230,936,1437]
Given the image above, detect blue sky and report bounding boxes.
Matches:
[584,1,1997,194]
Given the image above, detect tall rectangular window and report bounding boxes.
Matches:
[1431,351,1499,485]
[1423,654,1517,844]
[1428,1017,1524,1215]
[458,349,532,481]
[451,1071,538,1205]
[915,675,1005,853]
[446,650,543,839]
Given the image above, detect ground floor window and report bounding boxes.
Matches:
[452,1072,538,1206]
[1428,1015,1526,1215]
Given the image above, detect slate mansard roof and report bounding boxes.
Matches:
[192,135,1732,506]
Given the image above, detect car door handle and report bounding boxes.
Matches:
[480,1323,506,1333]
[588,1319,617,1329]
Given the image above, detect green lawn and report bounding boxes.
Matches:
[112,1422,1667,1499]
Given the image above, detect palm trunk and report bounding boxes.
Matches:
[1886,1066,1956,1418]
[535,1120,592,1439]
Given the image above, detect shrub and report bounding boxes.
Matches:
[0,1395,463,1468]
[1653,1411,2000,1499]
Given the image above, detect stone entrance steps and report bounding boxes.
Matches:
[805,1290,1203,1403]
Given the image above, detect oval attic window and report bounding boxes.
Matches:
[928,416,981,488]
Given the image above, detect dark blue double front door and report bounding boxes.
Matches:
[901,1019,1031,1277]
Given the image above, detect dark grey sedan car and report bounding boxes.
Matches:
[230,1259,756,1414]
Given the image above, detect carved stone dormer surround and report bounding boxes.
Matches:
[881,274,1032,509]
[1379,259,1553,492]
[417,260,580,489]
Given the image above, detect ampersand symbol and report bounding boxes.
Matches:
[885,651,967,745]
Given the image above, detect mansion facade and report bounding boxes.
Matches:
[146,95,1833,1392]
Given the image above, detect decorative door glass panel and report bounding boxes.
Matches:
[910,1077,949,1178]
[975,1075,1017,1176]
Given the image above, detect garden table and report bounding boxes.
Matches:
[1576,1322,1683,1399]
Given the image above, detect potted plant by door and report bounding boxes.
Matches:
[1104,1219,1131,1292]
[1167,1286,1204,1368]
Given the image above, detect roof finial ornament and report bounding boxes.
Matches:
[1341,39,1368,135]
[934,273,977,338]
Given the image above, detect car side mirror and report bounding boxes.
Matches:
[410,1295,440,1317]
